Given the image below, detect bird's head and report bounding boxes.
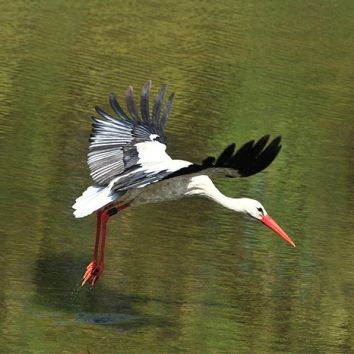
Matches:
[238,198,296,247]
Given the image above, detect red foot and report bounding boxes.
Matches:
[90,261,104,287]
[82,260,104,287]
[82,260,97,286]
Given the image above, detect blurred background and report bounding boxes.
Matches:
[0,0,354,353]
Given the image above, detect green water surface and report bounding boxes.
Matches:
[1,1,354,353]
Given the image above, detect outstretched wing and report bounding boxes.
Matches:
[163,135,282,180]
[88,81,175,185]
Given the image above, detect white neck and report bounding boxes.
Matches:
[186,175,248,213]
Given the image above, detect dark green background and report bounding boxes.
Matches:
[1,1,354,353]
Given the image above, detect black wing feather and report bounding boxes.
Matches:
[140,80,151,125]
[163,135,282,180]
[215,143,236,166]
[251,134,270,156]
[221,135,281,177]
[125,86,140,120]
[153,84,168,131]
[160,92,175,131]
[109,94,133,123]
[244,136,281,177]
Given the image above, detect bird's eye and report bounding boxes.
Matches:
[257,207,264,215]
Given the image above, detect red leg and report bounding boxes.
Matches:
[82,210,103,286]
[93,210,103,260]
[89,210,109,287]
[81,204,129,288]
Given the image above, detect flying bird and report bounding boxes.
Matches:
[73,81,295,287]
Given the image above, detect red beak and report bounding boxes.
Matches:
[261,215,296,247]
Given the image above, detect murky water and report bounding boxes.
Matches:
[1,1,354,353]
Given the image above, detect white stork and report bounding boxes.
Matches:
[73,81,295,287]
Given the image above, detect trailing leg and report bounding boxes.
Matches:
[89,208,114,287]
[82,210,102,285]
[81,204,128,288]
